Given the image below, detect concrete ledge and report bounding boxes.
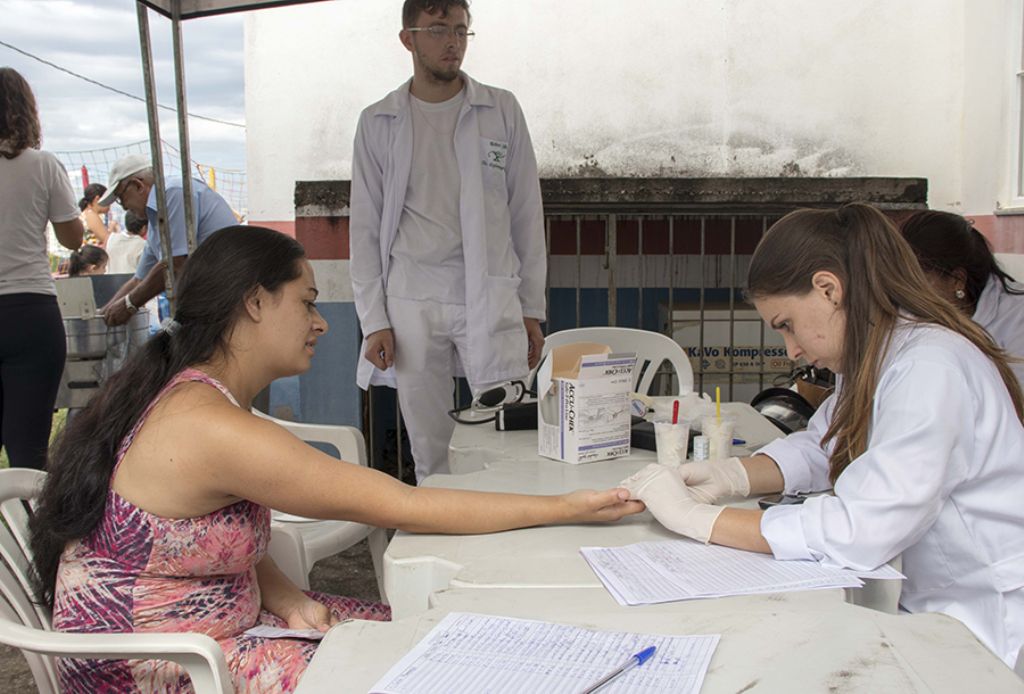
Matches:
[295,176,927,215]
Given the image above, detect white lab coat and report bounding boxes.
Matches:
[350,73,547,390]
[974,275,1024,391]
[757,321,1024,666]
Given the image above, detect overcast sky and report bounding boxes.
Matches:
[1,0,247,172]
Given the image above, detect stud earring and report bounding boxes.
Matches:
[955,289,966,300]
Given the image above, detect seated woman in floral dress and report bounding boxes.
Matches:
[30,225,643,693]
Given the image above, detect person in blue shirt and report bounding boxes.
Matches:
[99,153,237,326]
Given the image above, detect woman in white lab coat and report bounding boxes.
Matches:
[900,209,1024,390]
[623,203,1024,667]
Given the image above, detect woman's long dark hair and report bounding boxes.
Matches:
[67,245,108,277]
[0,67,41,159]
[900,210,1023,307]
[747,203,1023,484]
[30,225,306,608]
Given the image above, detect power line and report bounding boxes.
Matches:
[0,38,246,129]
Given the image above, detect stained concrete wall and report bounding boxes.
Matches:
[244,0,1021,229]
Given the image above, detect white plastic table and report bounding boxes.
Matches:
[294,587,1021,693]
[382,403,784,619]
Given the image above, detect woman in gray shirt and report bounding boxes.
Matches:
[0,68,83,469]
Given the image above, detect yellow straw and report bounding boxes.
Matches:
[715,386,721,422]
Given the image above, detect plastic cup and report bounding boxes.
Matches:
[654,421,689,466]
[701,415,736,461]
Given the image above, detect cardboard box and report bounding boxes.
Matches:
[537,343,636,464]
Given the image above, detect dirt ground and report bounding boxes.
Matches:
[0,539,383,692]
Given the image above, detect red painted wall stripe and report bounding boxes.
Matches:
[971,214,1024,254]
[295,216,349,260]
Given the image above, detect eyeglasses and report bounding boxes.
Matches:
[407,26,475,41]
[114,179,136,207]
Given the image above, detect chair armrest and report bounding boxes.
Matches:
[0,621,233,694]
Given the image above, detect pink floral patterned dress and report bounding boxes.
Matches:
[52,368,391,693]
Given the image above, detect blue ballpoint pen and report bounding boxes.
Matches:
[579,645,657,694]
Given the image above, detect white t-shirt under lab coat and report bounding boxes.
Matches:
[387,90,466,305]
[757,321,1024,666]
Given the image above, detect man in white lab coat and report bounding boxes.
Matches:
[350,0,546,482]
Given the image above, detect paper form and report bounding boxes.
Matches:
[368,612,719,694]
[580,540,889,606]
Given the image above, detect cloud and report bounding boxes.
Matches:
[1,0,246,169]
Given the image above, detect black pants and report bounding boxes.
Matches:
[0,294,66,470]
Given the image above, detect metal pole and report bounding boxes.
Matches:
[544,216,551,335]
[698,217,706,395]
[759,216,769,395]
[728,216,737,400]
[668,215,676,390]
[575,216,582,328]
[171,2,198,254]
[668,216,675,336]
[136,1,176,311]
[637,217,644,329]
[607,214,617,326]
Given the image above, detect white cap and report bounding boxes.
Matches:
[98,153,151,206]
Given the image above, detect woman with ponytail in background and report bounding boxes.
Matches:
[78,182,118,247]
[900,209,1024,390]
[30,225,642,693]
[622,203,1024,668]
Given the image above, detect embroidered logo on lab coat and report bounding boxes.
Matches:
[482,139,508,171]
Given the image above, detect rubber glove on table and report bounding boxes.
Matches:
[677,457,750,504]
[620,463,724,543]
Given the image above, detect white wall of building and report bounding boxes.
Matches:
[245,0,1019,224]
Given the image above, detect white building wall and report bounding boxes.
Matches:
[245,0,1017,226]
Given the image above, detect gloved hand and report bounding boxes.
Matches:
[677,457,750,504]
[620,464,724,543]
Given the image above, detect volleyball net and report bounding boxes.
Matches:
[52,139,248,222]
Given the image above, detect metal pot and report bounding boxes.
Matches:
[64,317,110,359]
[750,387,816,434]
[63,311,150,360]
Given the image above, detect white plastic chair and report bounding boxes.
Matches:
[0,468,233,694]
[257,412,388,600]
[541,326,694,395]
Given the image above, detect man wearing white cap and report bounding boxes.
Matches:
[99,153,237,326]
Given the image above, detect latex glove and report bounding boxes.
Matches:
[677,457,750,504]
[620,463,724,543]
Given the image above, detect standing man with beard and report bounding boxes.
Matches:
[350,0,547,482]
